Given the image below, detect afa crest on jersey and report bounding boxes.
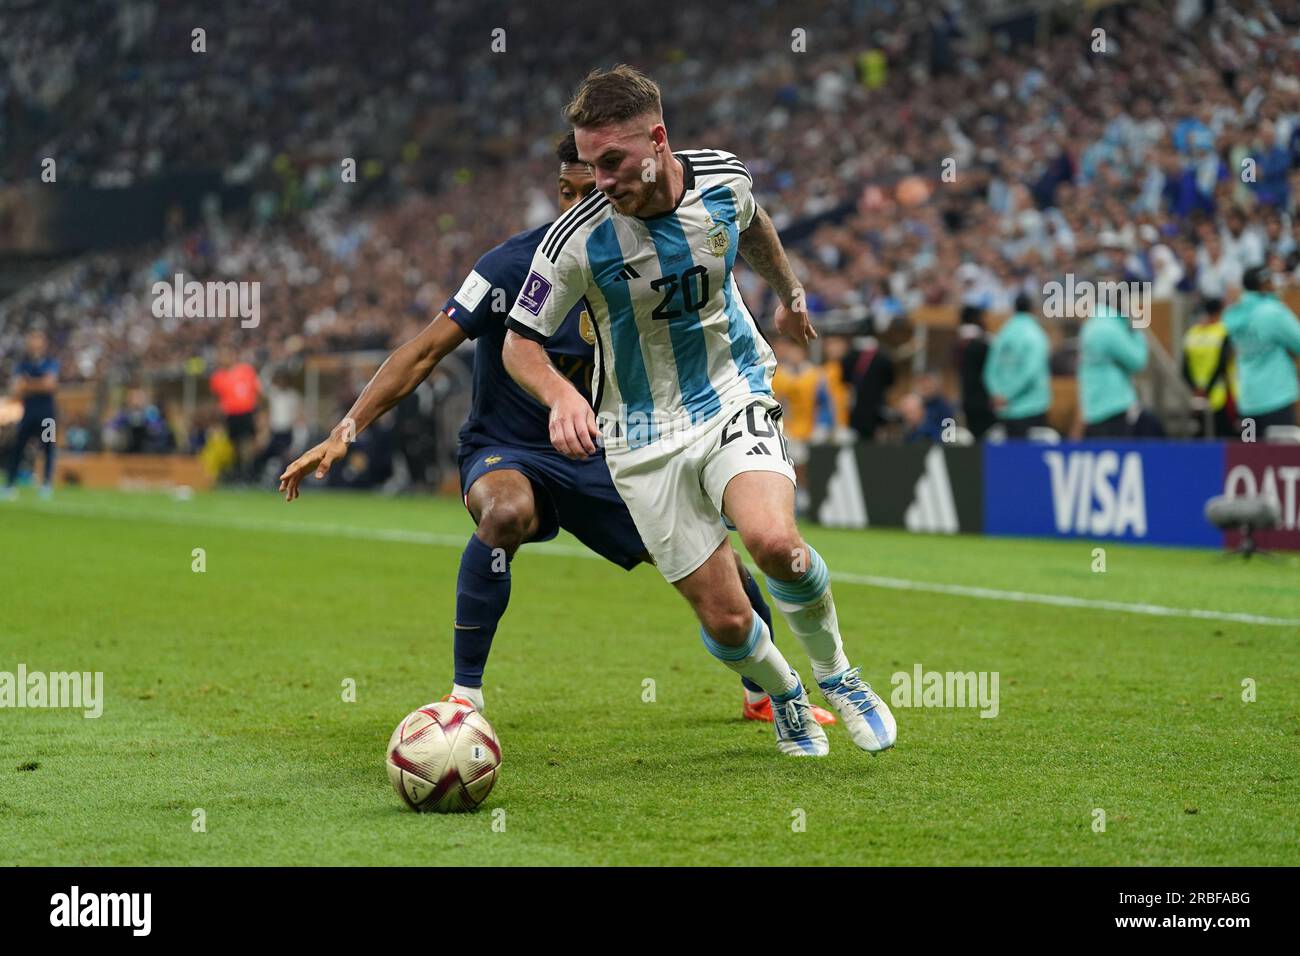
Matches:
[706,220,730,257]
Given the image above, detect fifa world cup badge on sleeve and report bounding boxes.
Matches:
[518,272,552,315]
[454,269,492,311]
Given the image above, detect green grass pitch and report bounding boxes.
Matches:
[2,487,1298,866]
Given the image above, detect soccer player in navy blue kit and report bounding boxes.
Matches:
[279,133,832,725]
[2,330,59,501]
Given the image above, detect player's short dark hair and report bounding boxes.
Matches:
[564,64,662,128]
[1014,292,1035,314]
[1200,295,1223,316]
[555,130,580,165]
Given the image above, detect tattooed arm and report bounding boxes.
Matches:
[738,204,816,344]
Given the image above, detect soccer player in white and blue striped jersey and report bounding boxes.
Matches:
[503,65,895,757]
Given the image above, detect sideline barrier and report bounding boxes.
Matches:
[982,441,1222,548]
[1222,443,1300,552]
[807,444,983,534]
[807,440,1300,550]
[54,453,215,491]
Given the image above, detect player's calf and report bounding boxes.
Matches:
[449,533,509,712]
[764,542,851,682]
[766,544,897,752]
[735,559,836,725]
[451,472,543,713]
[677,543,824,754]
[696,606,796,697]
[726,475,851,684]
[721,465,890,750]
[699,611,828,757]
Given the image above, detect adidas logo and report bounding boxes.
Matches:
[746,442,771,456]
[818,446,867,527]
[904,446,959,534]
[613,264,641,281]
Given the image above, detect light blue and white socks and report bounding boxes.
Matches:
[765,545,851,684]
[700,612,800,699]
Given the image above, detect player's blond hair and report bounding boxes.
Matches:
[564,64,662,128]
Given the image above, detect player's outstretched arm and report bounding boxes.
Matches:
[738,205,816,345]
[502,329,599,460]
[279,312,466,500]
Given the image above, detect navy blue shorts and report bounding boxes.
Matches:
[458,443,647,571]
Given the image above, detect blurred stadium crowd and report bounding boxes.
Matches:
[3,0,1300,490]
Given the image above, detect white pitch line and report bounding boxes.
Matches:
[826,572,1300,629]
[10,499,1300,628]
[4,499,598,557]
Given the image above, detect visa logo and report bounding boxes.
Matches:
[1043,450,1147,537]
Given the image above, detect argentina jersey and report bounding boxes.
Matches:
[506,148,776,449]
[445,224,597,452]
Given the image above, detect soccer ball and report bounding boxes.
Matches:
[386,701,501,812]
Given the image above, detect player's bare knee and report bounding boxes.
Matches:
[744,527,804,578]
[699,605,752,646]
[476,498,536,552]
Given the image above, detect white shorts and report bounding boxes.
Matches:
[606,395,797,583]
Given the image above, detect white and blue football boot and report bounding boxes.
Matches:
[817,667,896,752]
[770,679,830,757]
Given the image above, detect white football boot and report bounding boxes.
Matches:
[770,679,830,757]
[443,685,484,713]
[817,667,896,752]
